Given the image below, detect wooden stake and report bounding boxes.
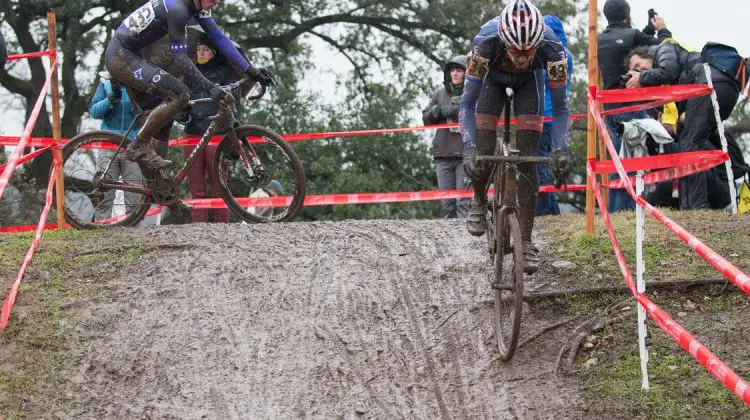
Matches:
[586,0,599,233]
[47,12,67,229]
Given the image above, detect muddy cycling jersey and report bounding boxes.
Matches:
[116,0,250,74]
[461,23,569,151]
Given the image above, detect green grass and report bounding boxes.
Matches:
[577,291,750,419]
[0,228,143,418]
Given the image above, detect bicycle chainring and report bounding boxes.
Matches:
[151,176,179,206]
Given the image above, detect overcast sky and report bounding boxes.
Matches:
[1,1,748,137]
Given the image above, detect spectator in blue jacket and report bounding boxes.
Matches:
[537,15,573,216]
[88,71,143,221]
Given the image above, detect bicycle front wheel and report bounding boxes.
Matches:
[61,131,150,229]
[214,125,306,223]
[493,211,524,361]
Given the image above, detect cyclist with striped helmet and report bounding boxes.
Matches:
[460,0,571,274]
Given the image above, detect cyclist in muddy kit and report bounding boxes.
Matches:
[460,0,571,274]
[105,0,272,170]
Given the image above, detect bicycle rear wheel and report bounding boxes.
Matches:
[214,125,306,223]
[60,131,151,229]
[493,211,524,361]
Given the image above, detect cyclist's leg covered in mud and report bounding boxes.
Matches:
[513,70,545,274]
[105,37,189,169]
[466,69,508,237]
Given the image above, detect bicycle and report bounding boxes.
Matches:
[474,88,553,361]
[61,75,306,229]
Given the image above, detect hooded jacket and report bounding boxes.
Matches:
[89,77,140,140]
[543,16,573,120]
[422,55,467,158]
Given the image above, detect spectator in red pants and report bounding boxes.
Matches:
[180,38,240,223]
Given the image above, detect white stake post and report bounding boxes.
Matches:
[704,64,738,214]
[636,172,650,391]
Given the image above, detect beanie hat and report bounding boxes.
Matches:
[603,0,630,22]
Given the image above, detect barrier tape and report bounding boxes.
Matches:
[588,87,750,296]
[604,154,727,190]
[0,146,53,173]
[597,84,714,117]
[587,161,750,405]
[0,114,589,148]
[0,160,59,332]
[1,184,587,233]
[5,50,52,61]
[0,57,57,201]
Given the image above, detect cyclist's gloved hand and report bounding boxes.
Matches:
[463,144,483,181]
[210,86,235,106]
[246,66,274,86]
[550,148,573,189]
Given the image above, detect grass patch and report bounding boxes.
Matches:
[537,210,750,290]
[0,228,143,418]
[577,290,750,419]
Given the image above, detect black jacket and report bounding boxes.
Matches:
[598,22,672,108]
[0,31,7,70]
[639,42,705,87]
[184,56,240,135]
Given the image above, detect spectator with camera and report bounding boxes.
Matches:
[598,0,672,212]
[625,42,749,210]
[422,55,469,219]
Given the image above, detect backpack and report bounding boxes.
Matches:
[701,42,749,92]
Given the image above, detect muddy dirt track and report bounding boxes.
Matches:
[58,220,590,419]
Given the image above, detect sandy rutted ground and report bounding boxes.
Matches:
[58,220,587,419]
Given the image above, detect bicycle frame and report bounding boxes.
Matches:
[95,77,263,200]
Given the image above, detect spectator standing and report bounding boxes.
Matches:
[598,0,671,212]
[423,55,469,219]
[537,15,573,216]
[88,71,143,221]
[181,39,240,223]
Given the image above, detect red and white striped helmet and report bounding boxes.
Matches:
[498,0,546,51]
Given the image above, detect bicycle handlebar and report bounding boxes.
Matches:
[186,75,273,107]
[475,155,552,164]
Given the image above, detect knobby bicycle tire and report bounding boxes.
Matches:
[60,131,151,230]
[493,212,524,361]
[215,125,306,223]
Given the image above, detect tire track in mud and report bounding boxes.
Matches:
[52,220,586,419]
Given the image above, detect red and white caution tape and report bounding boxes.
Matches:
[5,50,52,61]
[0,161,60,332]
[0,146,52,173]
[604,154,727,190]
[588,87,750,296]
[0,57,57,201]
[0,114,589,148]
[587,161,750,405]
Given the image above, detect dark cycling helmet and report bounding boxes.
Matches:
[498,0,546,51]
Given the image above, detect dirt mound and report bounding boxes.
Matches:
[50,220,587,419]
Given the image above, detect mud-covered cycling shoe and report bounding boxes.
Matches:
[467,198,488,237]
[124,141,172,170]
[522,240,540,275]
